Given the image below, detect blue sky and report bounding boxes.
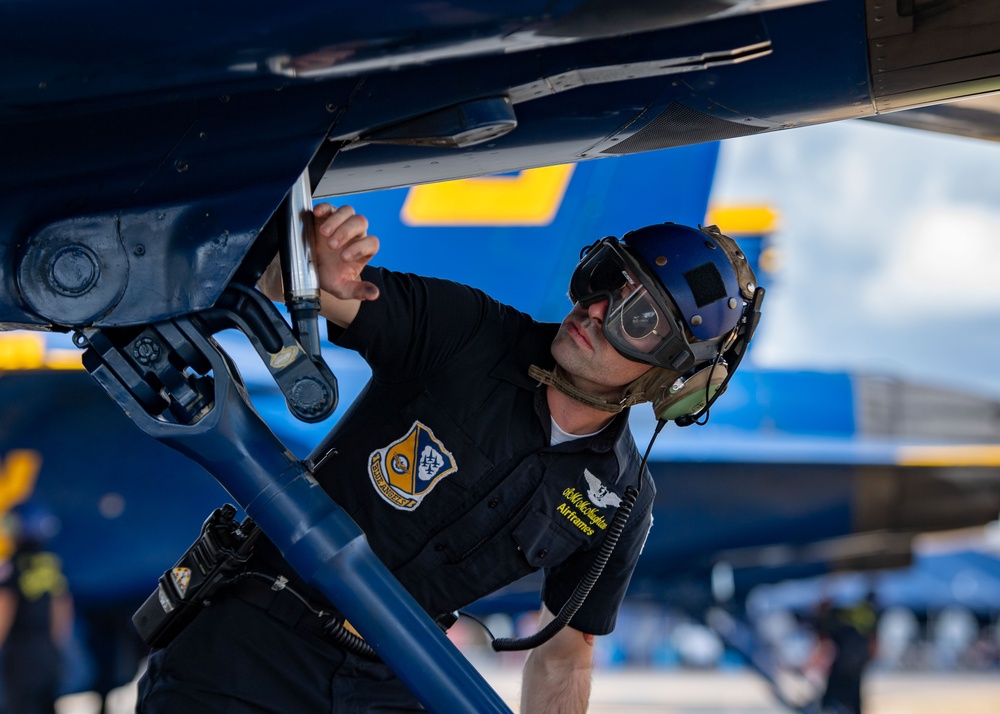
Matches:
[712,119,1000,397]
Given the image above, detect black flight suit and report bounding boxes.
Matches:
[137,268,655,713]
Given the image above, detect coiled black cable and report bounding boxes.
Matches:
[322,614,380,662]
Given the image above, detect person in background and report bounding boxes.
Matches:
[813,593,879,714]
[0,501,74,714]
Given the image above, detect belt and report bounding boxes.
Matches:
[230,572,455,644]
[228,573,348,638]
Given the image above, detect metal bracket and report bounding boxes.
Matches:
[76,282,337,424]
[195,283,338,423]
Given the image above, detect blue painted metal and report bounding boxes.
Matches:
[336,142,720,321]
[0,0,872,331]
[636,461,855,572]
[83,319,511,713]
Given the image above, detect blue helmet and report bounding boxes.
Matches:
[570,223,758,374]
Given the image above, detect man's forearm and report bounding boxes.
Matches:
[519,606,595,714]
[521,648,592,714]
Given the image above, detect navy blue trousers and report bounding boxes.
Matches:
[137,596,425,713]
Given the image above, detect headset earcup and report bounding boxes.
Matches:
[653,363,729,422]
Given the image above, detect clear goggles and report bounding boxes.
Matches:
[568,238,695,371]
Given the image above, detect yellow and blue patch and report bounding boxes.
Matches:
[368,421,457,510]
[171,566,192,597]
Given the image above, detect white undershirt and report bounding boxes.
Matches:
[550,416,607,446]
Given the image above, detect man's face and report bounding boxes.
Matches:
[551,299,653,398]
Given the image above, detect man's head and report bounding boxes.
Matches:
[548,222,762,422]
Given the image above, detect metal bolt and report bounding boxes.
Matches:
[50,245,99,296]
[133,337,161,366]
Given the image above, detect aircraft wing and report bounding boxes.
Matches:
[868,94,1000,143]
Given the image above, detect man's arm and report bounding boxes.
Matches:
[520,605,595,714]
[258,203,380,328]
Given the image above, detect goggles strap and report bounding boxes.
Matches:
[528,364,641,414]
[621,366,677,407]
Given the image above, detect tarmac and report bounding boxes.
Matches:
[56,666,1000,713]
[480,668,1000,713]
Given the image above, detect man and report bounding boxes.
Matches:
[137,203,759,713]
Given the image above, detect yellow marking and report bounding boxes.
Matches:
[705,205,780,235]
[0,333,45,370]
[386,427,420,493]
[897,444,1000,467]
[0,450,42,512]
[401,165,576,226]
[269,346,299,370]
[0,333,83,370]
[343,620,363,639]
[0,450,43,560]
[369,454,417,509]
[18,552,68,601]
[41,348,84,370]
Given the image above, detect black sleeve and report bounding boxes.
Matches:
[328,266,519,384]
[540,476,655,636]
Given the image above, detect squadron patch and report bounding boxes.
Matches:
[368,421,457,510]
[171,567,192,597]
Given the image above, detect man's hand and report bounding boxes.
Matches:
[313,203,380,306]
[257,203,380,328]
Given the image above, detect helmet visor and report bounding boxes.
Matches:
[569,238,694,370]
